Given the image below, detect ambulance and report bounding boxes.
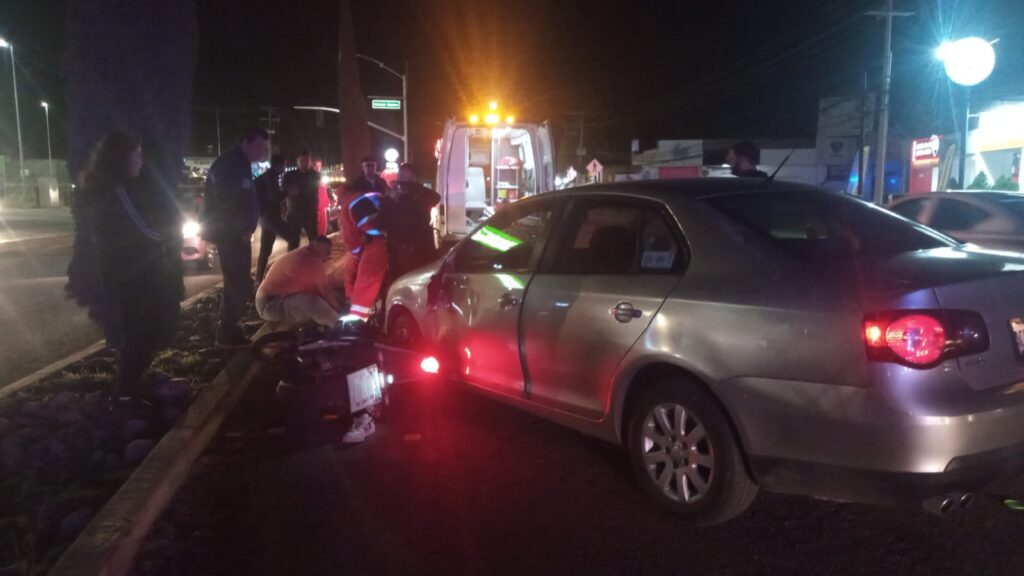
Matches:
[433,102,556,247]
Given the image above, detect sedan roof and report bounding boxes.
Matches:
[552,178,822,202]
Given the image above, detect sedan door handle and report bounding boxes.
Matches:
[498,292,521,310]
[610,302,643,323]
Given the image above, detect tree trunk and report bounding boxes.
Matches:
[338,0,372,176]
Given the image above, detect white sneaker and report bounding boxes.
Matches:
[342,414,375,444]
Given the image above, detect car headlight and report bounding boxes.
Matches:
[182,220,201,239]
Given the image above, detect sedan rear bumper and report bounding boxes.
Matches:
[750,440,1024,506]
[715,373,1024,504]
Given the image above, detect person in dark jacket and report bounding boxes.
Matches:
[201,127,269,346]
[349,156,390,195]
[727,140,769,178]
[282,150,321,250]
[66,131,181,405]
[255,153,293,283]
[386,163,440,280]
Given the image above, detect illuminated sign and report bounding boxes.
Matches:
[912,135,941,163]
[371,99,402,110]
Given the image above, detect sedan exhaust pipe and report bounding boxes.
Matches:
[922,492,973,515]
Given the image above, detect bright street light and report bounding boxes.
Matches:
[937,37,996,87]
[384,148,399,163]
[937,37,997,188]
[0,37,25,200]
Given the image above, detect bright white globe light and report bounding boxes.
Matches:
[182,220,200,239]
[384,148,400,163]
[939,37,995,87]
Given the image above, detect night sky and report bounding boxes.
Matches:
[1,0,1022,168]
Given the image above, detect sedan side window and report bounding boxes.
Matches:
[890,199,928,224]
[453,202,555,273]
[930,199,991,231]
[547,200,682,275]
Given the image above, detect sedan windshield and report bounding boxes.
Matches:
[703,190,955,261]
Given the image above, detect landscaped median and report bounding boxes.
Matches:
[0,234,352,576]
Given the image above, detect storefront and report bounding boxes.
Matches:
[909,135,942,194]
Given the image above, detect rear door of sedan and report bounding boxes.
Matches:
[520,195,686,420]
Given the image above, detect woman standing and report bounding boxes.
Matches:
[66,131,181,406]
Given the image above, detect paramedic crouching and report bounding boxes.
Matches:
[255,236,344,329]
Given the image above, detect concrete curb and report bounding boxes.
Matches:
[48,349,277,576]
[0,283,224,403]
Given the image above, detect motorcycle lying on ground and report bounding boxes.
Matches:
[250,325,439,441]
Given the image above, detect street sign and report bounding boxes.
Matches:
[371,99,402,110]
[586,158,604,175]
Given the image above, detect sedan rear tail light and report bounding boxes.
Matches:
[420,356,441,374]
[863,309,988,368]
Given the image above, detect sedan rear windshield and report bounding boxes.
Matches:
[703,190,955,261]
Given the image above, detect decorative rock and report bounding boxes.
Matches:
[58,507,95,541]
[89,427,113,447]
[124,439,155,466]
[36,498,70,536]
[154,378,191,405]
[15,426,49,443]
[18,401,50,420]
[49,391,78,408]
[160,405,185,426]
[48,437,72,462]
[55,405,87,427]
[121,419,152,441]
[102,452,123,471]
[24,441,51,469]
[1,436,24,470]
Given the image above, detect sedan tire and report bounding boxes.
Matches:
[627,379,758,525]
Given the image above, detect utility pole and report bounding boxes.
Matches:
[0,39,25,200]
[260,105,280,154]
[41,102,53,178]
[565,111,586,182]
[865,1,912,204]
[857,72,869,198]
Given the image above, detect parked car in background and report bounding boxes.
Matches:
[888,191,1024,253]
[387,179,1024,525]
[179,187,213,269]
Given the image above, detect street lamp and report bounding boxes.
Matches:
[356,54,408,162]
[937,37,996,188]
[0,37,25,199]
[41,102,53,178]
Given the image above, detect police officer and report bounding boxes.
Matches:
[201,127,269,347]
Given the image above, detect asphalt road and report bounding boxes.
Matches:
[0,208,285,388]
[135,374,1024,576]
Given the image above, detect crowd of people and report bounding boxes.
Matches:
[66,126,440,436]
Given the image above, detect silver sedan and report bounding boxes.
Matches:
[386,179,1024,525]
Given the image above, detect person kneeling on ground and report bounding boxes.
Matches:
[254,236,345,330]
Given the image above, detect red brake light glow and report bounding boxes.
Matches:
[420,356,440,374]
[884,314,945,365]
[864,322,885,348]
[864,309,988,369]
